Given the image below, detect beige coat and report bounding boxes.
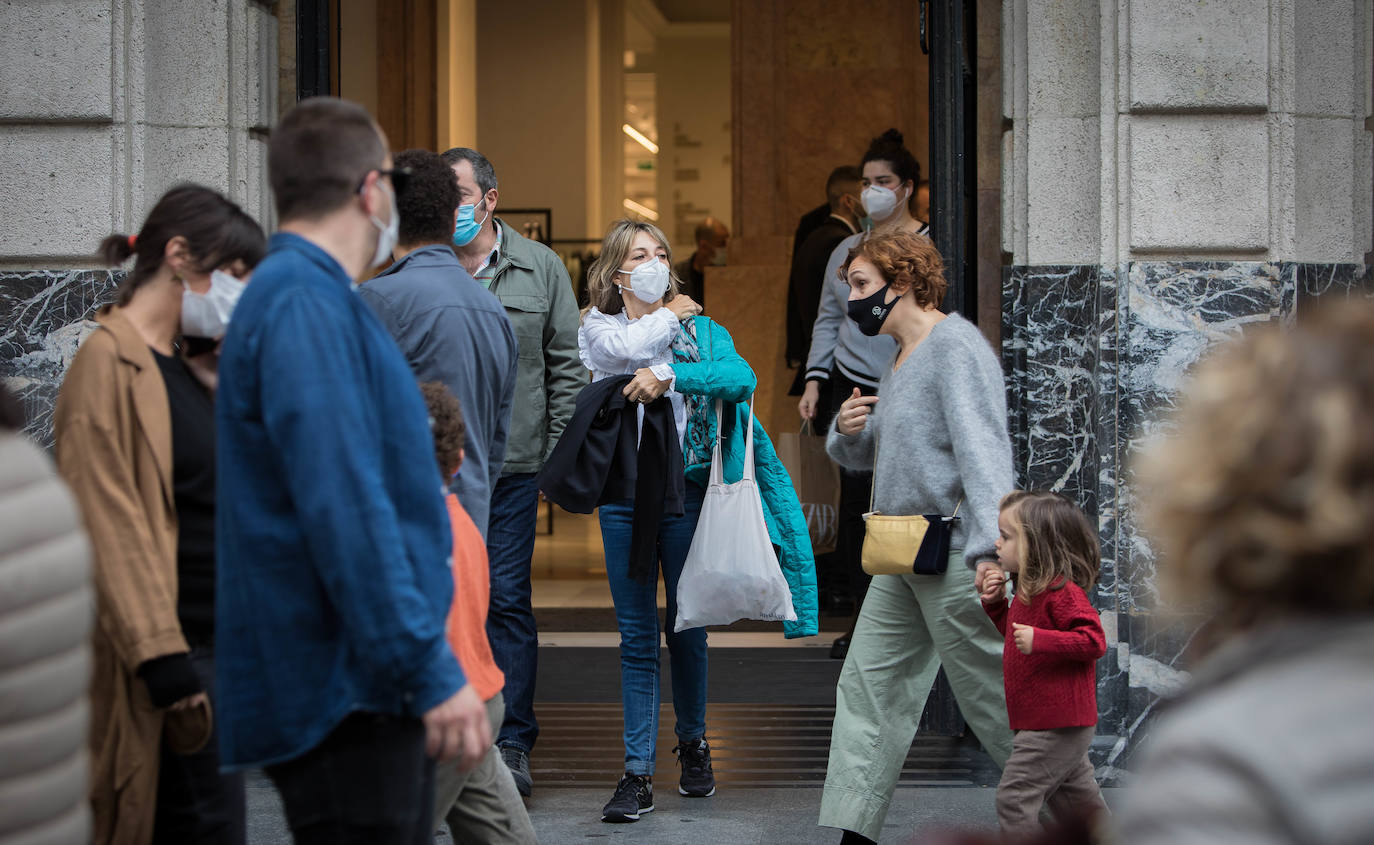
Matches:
[0,432,93,845]
[53,307,210,845]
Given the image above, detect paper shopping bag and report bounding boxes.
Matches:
[776,423,840,554]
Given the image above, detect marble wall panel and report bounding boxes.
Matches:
[1293,262,1374,310]
[1116,261,1290,614]
[0,271,120,447]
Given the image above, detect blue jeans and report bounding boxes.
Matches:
[598,482,708,776]
[486,472,541,752]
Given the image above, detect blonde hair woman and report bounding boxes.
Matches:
[578,219,819,824]
[1115,303,1374,844]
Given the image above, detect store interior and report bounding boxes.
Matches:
[330,0,934,612]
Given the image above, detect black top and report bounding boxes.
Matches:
[786,216,857,378]
[537,375,685,583]
[791,202,833,261]
[151,349,217,647]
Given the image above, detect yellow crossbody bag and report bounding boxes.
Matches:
[859,430,962,575]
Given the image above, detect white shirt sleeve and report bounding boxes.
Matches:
[578,307,680,374]
[648,363,677,390]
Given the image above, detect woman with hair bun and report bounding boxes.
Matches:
[800,128,935,658]
[817,230,1014,845]
[54,184,265,844]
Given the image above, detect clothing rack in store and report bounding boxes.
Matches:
[549,238,602,306]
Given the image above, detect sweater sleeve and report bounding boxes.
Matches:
[940,327,1015,569]
[1034,586,1107,661]
[982,596,1010,637]
[824,418,875,473]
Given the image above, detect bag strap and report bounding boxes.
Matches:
[709,395,757,485]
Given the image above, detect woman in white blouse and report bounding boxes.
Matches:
[578,219,822,825]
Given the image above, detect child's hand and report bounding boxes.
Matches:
[979,567,1006,603]
[1012,623,1035,654]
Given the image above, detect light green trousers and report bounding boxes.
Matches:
[819,552,1013,841]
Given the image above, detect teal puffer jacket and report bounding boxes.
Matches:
[672,316,819,638]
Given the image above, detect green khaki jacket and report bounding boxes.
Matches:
[487,220,585,474]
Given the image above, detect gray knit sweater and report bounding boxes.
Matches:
[825,313,1014,569]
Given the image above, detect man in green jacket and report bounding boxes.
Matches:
[443,147,584,797]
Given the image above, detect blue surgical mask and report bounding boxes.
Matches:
[453,199,489,247]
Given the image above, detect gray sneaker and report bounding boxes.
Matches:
[501,745,532,797]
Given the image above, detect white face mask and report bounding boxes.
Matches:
[181,269,246,339]
[617,257,670,303]
[367,181,399,269]
[861,183,908,223]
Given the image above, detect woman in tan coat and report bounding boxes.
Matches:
[54,184,265,845]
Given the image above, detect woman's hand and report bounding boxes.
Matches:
[623,368,672,404]
[799,380,821,421]
[834,388,878,436]
[667,294,702,321]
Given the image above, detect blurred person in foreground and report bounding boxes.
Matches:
[1117,303,1374,844]
[214,97,488,844]
[0,384,93,845]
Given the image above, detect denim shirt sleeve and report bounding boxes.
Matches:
[259,290,466,711]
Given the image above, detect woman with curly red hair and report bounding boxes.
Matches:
[818,230,1015,844]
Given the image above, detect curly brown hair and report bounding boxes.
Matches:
[1139,302,1374,634]
[420,381,466,480]
[840,230,946,309]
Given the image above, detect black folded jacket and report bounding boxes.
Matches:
[538,375,685,582]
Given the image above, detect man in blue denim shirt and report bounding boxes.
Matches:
[215,98,490,844]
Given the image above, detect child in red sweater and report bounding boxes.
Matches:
[979,490,1108,835]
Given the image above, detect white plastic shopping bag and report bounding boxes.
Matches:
[674,398,798,632]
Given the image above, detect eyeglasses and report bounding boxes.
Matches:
[355,167,412,197]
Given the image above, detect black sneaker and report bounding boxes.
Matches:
[601,773,654,823]
[674,738,716,797]
[500,745,532,797]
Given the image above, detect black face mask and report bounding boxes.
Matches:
[847,284,896,337]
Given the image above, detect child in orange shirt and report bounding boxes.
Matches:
[421,382,536,844]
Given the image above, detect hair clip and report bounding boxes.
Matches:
[127,234,137,250]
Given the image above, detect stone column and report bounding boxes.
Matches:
[0,0,278,444]
[1002,0,1373,772]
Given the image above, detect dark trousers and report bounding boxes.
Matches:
[265,713,435,845]
[152,647,245,845]
[830,367,877,606]
[486,471,542,753]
